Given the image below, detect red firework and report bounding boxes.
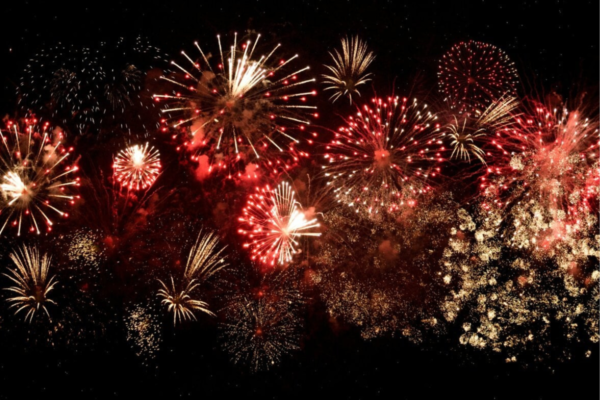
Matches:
[238,181,320,266]
[323,96,445,215]
[480,97,599,247]
[438,40,519,112]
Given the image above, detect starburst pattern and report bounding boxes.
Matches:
[238,181,321,266]
[322,36,375,104]
[113,143,161,190]
[157,277,214,325]
[3,245,57,322]
[438,40,519,112]
[154,32,317,177]
[323,96,445,215]
[0,119,80,235]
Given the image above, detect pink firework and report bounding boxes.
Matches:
[238,181,320,266]
[438,40,519,112]
[154,33,318,179]
[113,143,161,191]
[0,119,80,235]
[323,96,445,215]
[480,97,599,248]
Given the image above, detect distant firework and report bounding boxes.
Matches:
[125,304,162,363]
[323,96,444,215]
[3,246,57,322]
[238,181,321,266]
[154,32,317,178]
[438,40,519,112]
[219,267,304,372]
[0,120,80,235]
[113,143,161,191]
[18,37,167,136]
[322,36,375,104]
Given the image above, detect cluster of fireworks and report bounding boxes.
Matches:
[0,31,597,372]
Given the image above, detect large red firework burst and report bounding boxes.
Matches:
[154,33,318,179]
[323,96,445,215]
[438,40,519,112]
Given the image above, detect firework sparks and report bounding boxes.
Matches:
[441,205,599,361]
[323,96,445,215]
[125,305,162,363]
[219,267,304,372]
[322,36,375,104]
[446,95,519,163]
[481,98,599,251]
[0,120,80,236]
[19,37,167,136]
[3,246,57,323]
[238,181,321,266]
[113,143,161,191]
[157,230,227,324]
[154,32,317,177]
[157,277,214,325]
[438,40,519,112]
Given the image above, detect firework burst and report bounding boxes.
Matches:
[481,97,599,251]
[3,246,57,322]
[154,32,317,177]
[323,96,445,215]
[113,143,161,191]
[0,120,80,235]
[157,277,214,325]
[446,95,519,164]
[219,266,304,372]
[157,230,227,324]
[238,181,321,266]
[19,37,166,136]
[438,40,519,112]
[322,36,375,104]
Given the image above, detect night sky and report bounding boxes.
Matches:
[0,1,598,399]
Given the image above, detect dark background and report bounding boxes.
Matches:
[0,1,598,399]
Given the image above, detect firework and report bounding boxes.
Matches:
[438,40,519,112]
[19,37,166,136]
[219,267,304,371]
[312,194,459,340]
[323,96,444,215]
[3,246,57,322]
[322,36,375,104]
[184,230,228,279]
[156,230,227,324]
[0,120,80,236]
[154,32,317,177]
[481,98,599,252]
[113,143,161,191]
[157,277,214,325]
[238,181,321,266]
[440,205,599,362]
[446,95,519,164]
[125,304,162,363]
